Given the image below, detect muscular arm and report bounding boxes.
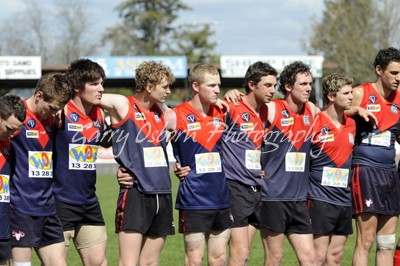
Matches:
[99,94,130,124]
[345,87,377,126]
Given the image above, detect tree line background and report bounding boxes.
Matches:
[1,0,400,86]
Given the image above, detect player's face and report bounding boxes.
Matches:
[37,99,62,120]
[79,78,104,106]
[196,73,221,105]
[253,75,277,104]
[0,114,23,141]
[149,77,171,103]
[287,72,313,104]
[379,61,400,92]
[333,85,353,111]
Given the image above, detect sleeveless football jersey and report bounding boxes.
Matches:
[10,100,56,216]
[173,102,230,210]
[222,100,265,186]
[53,101,105,205]
[261,100,314,201]
[309,112,355,206]
[112,96,171,194]
[352,83,400,170]
[0,139,11,239]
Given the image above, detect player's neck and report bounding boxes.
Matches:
[285,96,306,114]
[189,95,210,117]
[242,94,260,113]
[372,80,393,100]
[71,97,92,116]
[323,104,344,128]
[135,92,154,111]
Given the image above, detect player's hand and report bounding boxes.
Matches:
[260,170,265,178]
[116,166,135,188]
[356,106,378,128]
[224,89,244,106]
[215,98,230,112]
[173,162,191,181]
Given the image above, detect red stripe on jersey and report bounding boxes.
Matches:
[352,165,363,213]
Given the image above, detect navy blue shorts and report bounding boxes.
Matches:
[352,164,400,216]
[115,187,175,236]
[55,200,105,231]
[260,201,313,234]
[227,180,261,228]
[0,239,11,262]
[9,210,64,248]
[178,208,233,233]
[309,199,353,236]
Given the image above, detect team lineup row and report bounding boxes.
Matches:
[0,47,400,266]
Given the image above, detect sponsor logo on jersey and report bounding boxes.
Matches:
[213,117,221,128]
[321,126,330,135]
[154,112,161,122]
[68,124,83,132]
[391,104,398,114]
[369,94,377,103]
[242,112,250,122]
[135,112,145,120]
[29,152,52,170]
[303,115,310,126]
[186,114,196,123]
[282,109,290,118]
[240,123,254,131]
[0,175,9,194]
[2,146,9,156]
[69,112,80,122]
[27,119,36,128]
[187,122,201,131]
[93,119,101,128]
[26,130,39,138]
[70,145,98,162]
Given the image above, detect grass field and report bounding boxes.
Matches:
[32,172,385,265]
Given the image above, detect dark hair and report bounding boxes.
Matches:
[278,61,312,95]
[34,72,72,107]
[243,61,278,93]
[373,47,400,71]
[0,94,26,122]
[66,59,106,93]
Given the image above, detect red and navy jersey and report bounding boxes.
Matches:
[261,100,314,201]
[0,139,11,239]
[352,83,400,170]
[173,102,230,210]
[53,101,104,205]
[112,96,171,194]
[222,100,266,186]
[10,100,56,216]
[309,112,355,206]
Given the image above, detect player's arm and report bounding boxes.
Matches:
[345,86,378,126]
[224,89,245,106]
[99,109,112,148]
[164,109,177,142]
[99,94,130,124]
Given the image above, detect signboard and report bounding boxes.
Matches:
[89,56,188,79]
[0,56,42,80]
[220,55,324,78]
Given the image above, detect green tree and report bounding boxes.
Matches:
[303,0,400,85]
[169,23,218,64]
[102,0,217,63]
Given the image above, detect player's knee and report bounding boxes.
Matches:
[376,234,396,250]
